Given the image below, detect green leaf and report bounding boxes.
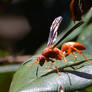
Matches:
[77,24,92,54]
[9,54,92,92]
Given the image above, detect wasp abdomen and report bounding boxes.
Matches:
[61,42,86,52]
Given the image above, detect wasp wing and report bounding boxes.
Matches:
[47,16,63,46]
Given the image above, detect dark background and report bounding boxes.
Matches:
[0,0,71,55]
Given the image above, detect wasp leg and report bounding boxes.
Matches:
[45,63,53,69]
[53,61,60,75]
[62,47,72,64]
[67,47,72,55]
[45,60,53,69]
[25,59,39,67]
[72,47,92,64]
[61,51,68,64]
[49,59,60,75]
[63,55,68,64]
[72,52,77,61]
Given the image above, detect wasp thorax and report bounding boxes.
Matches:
[42,46,62,60]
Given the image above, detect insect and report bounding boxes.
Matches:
[69,0,92,21]
[25,16,89,75]
[61,42,92,64]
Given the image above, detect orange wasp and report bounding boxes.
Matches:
[25,16,91,75]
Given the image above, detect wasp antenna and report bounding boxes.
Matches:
[54,21,84,47]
